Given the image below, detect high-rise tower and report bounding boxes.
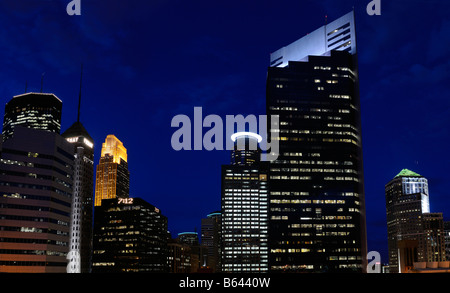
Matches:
[0,127,74,273]
[62,68,95,273]
[94,135,130,206]
[385,169,446,273]
[2,92,62,142]
[201,211,221,272]
[92,197,168,272]
[266,11,366,272]
[221,132,269,272]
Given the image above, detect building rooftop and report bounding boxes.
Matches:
[395,169,422,178]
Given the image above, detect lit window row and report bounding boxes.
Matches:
[270,199,345,204]
[270,176,312,180]
[278,129,358,138]
[270,168,357,174]
[270,160,354,166]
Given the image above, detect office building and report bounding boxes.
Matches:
[266,11,366,272]
[444,221,450,260]
[177,232,199,246]
[0,126,74,272]
[421,213,446,263]
[2,93,62,142]
[167,238,192,273]
[385,169,429,272]
[221,132,269,272]
[201,211,221,272]
[62,121,94,273]
[92,197,168,272]
[385,169,446,273]
[94,135,130,206]
[177,232,208,272]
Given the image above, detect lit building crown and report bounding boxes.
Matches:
[101,134,127,163]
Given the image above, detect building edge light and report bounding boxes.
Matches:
[231,132,262,143]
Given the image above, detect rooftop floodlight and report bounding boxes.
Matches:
[230,132,262,143]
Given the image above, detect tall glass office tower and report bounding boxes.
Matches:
[221,132,269,272]
[266,11,366,272]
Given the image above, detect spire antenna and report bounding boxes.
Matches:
[77,63,83,122]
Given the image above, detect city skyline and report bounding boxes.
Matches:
[1,0,450,266]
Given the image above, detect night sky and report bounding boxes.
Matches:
[1,0,450,264]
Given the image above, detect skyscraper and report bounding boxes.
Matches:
[94,135,130,206]
[0,126,74,273]
[62,67,95,273]
[221,132,269,272]
[385,169,446,273]
[201,211,221,272]
[2,92,62,142]
[266,11,366,272]
[92,197,168,272]
[62,122,94,273]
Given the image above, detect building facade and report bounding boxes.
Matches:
[0,127,74,272]
[94,135,130,207]
[421,213,446,263]
[385,169,446,273]
[266,12,366,272]
[201,211,221,272]
[266,49,366,272]
[2,93,62,142]
[62,121,94,273]
[221,132,269,272]
[270,11,357,68]
[167,238,192,273]
[92,197,168,272]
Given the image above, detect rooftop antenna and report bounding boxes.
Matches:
[325,14,328,25]
[40,72,45,93]
[77,63,83,123]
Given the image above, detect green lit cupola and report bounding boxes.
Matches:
[394,169,421,178]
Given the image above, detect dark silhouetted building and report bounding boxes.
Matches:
[177,232,199,246]
[0,126,74,272]
[266,11,366,272]
[201,211,221,272]
[421,213,446,263]
[167,238,192,273]
[92,197,168,272]
[177,232,207,272]
[2,93,62,142]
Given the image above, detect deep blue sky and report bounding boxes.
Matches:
[1,0,450,264]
